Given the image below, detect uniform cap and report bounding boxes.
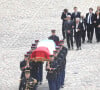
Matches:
[25,70,30,74]
[56,46,60,50]
[51,29,56,33]
[24,54,29,58]
[31,46,36,49]
[35,40,39,43]
[53,50,57,54]
[32,44,36,46]
[49,55,54,58]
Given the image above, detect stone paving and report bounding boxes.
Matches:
[0,0,100,90]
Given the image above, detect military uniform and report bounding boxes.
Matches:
[48,30,59,46]
[37,62,43,84]
[19,77,37,90]
[19,70,37,90]
[46,55,57,90]
[20,60,33,78]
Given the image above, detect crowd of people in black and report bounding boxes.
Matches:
[61,6,100,50]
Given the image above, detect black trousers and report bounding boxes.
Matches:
[62,23,65,39]
[75,33,81,49]
[87,24,94,41]
[81,30,86,42]
[95,27,100,42]
[66,33,73,49]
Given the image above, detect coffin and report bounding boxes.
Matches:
[30,39,56,61]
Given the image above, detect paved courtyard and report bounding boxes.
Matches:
[0,0,100,90]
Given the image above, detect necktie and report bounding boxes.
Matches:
[89,14,91,24]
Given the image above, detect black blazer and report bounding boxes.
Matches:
[80,18,87,30]
[61,12,71,23]
[64,20,74,33]
[71,12,81,21]
[94,14,100,27]
[74,22,83,35]
[86,13,95,24]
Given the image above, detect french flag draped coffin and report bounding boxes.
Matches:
[30,39,56,61]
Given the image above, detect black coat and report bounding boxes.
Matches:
[46,61,57,80]
[94,14,100,27]
[74,22,83,36]
[80,18,87,31]
[20,60,33,78]
[61,12,71,24]
[48,35,59,45]
[86,13,95,24]
[71,12,81,21]
[64,20,74,34]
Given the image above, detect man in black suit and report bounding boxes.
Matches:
[86,8,95,43]
[74,18,83,50]
[64,15,74,50]
[71,7,81,22]
[61,9,71,40]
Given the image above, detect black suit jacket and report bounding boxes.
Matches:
[64,20,74,34]
[94,14,100,27]
[86,13,95,24]
[71,12,81,21]
[61,12,71,24]
[74,22,83,36]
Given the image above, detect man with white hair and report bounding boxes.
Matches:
[64,15,74,50]
[74,18,83,50]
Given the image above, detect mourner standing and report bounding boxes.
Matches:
[64,15,74,50]
[74,18,83,50]
[61,9,71,40]
[86,8,95,43]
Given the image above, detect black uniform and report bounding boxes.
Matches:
[19,77,37,90]
[48,35,59,46]
[61,12,71,39]
[20,60,33,78]
[46,61,57,90]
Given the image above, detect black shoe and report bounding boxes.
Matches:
[87,40,90,43]
[61,85,64,88]
[82,41,85,43]
[90,40,92,43]
[76,48,79,50]
[79,47,82,50]
[63,38,65,40]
